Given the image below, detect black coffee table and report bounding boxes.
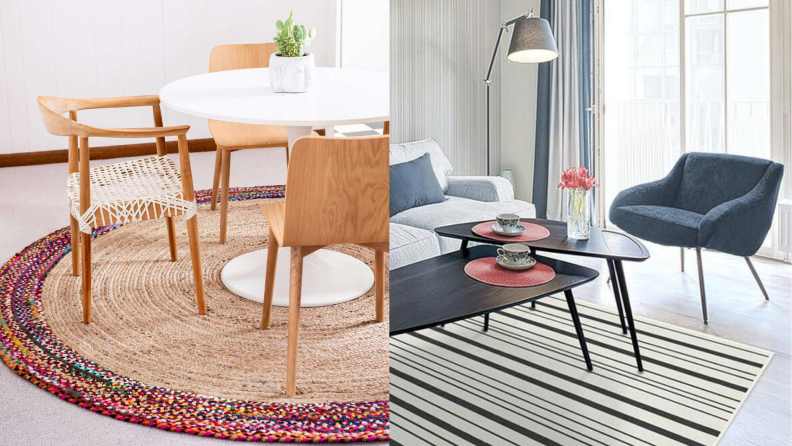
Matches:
[390,245,600,370]
[435,219,650,371]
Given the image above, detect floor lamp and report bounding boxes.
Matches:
[484,9,559,175]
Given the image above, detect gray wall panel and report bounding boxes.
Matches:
[390,0,501,176]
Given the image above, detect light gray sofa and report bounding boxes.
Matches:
[389,139,536,269]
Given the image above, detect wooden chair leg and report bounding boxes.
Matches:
[261,230,280,329]
[81,232,92,324]
[186,215,207,315]
[165,216,178,261]
[375,249,385,322]
[211,148,222,211]
[70,214,80,276]
[286,246,304,397]
[219,150,231,244]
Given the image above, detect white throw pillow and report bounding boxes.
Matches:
[389,138,454,192]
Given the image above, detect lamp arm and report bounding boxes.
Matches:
[484,25,506,84]
[482,11,532,176]
[483,13,530,84]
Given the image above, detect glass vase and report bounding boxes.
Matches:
[567,188,590,240]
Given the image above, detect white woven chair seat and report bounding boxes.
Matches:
[68,155,197,234]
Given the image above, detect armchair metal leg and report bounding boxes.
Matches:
[745,257,770,301]
[696,247,708,325]
[680,248,685,272]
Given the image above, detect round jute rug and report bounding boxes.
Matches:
[0,186,389,442]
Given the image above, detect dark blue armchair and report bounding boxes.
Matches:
[610,152,784,324]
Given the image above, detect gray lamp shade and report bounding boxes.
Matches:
[507,17,559,64]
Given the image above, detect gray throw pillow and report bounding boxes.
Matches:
[389,153,446,217]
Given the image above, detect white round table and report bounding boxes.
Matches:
[160,67,389,308]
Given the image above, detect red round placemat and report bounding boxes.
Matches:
[464,257,556,287]
[471,221,550,242]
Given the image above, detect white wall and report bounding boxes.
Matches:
[340,0,389,71]
[0,0,338,154]
[500,0,540,201]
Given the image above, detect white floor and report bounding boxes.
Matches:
[0,149,389,446]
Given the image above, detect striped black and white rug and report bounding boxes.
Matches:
[390,296,773,446]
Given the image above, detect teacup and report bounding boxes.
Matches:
[497,243,532,265]
[496,213,521,233]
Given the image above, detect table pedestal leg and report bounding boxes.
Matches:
[287,126,315,154]
[221,248,374,307]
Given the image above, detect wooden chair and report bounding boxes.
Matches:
[37,95,206,324]
[208,43,315,244]
[260,135,389,397]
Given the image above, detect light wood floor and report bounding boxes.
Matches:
[542,243,791,446]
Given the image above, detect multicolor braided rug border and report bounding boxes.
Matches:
[0,185,389,442]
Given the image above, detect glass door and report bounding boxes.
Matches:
[596,0,788,258]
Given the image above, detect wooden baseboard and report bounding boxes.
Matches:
[0,138,218,168]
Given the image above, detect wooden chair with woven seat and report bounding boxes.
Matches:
[37,95,206,324]
[208,43,322,244]
[259,134,389,397]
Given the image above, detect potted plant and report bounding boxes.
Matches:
[270,10,317,93]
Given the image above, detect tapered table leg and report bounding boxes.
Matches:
[564,289,593,371]
[607,259,627,334]
[614,260,643,371]
[483,313,489,332]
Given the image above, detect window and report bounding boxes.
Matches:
[598,0,786,257]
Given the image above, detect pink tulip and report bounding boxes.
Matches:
[557,166,597,191]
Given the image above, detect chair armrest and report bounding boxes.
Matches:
[610,178,675,208]
[699,164,784,256]
[609,156,686,218]
[445,176,515,202]
[68,95,162,111]
[75,123,190,139]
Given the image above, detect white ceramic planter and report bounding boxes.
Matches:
[268,52,317,93]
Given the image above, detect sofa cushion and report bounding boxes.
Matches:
[389,153,446,217]
[390,196,536,253]
[389,223,441,270]
[611,205,703,248]
[389,139,454,191]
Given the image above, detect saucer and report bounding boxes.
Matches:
[491,224,526,237]
[495,255,536,271]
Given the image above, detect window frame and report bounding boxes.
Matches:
[594,0,791,259]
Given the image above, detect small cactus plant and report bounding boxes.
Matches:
[274,10,317,57]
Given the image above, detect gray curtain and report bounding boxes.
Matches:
[532,0,593,221]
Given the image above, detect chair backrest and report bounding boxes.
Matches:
[209,43,277,73]
[676,152,782,214]
[37,95,187,139]
[281,135,389,247]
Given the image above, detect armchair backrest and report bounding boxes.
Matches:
[676,153,782,215]
[281,135,389,247]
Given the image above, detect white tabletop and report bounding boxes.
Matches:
[159,67,388,127]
